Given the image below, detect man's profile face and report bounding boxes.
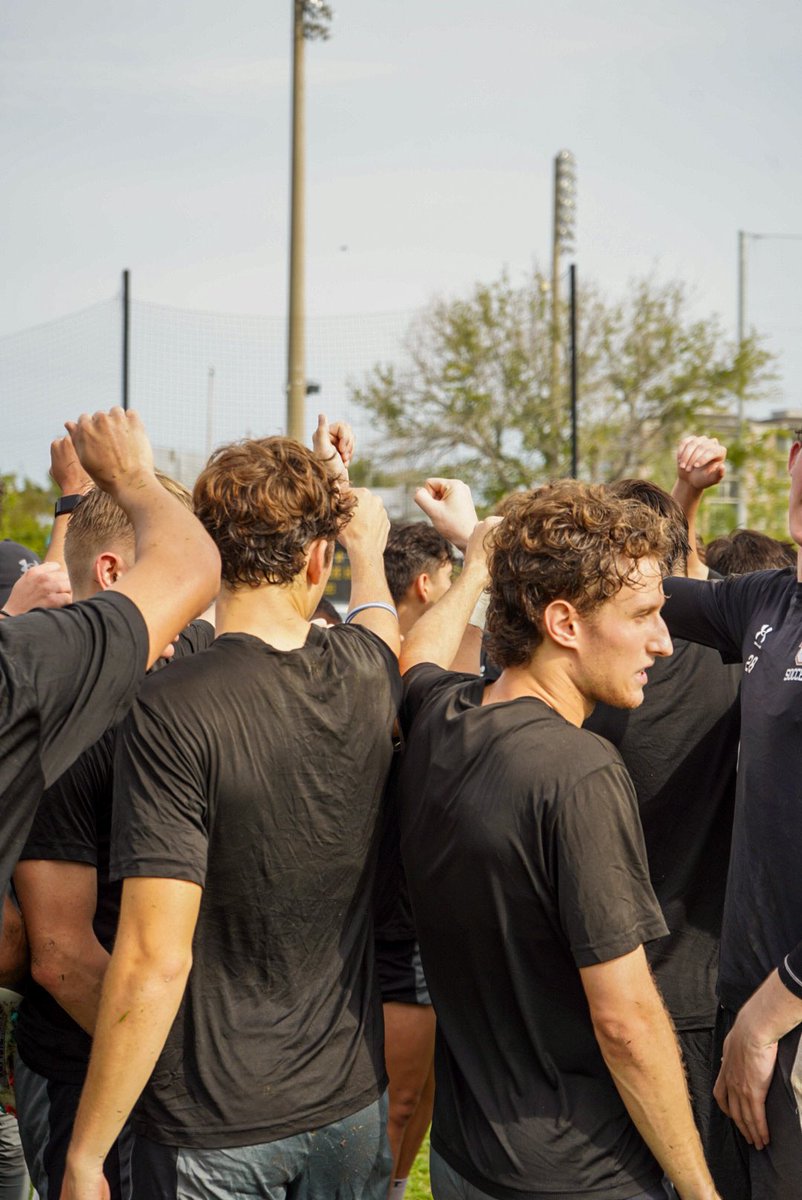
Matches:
[576,557,672,710]
[426,558,454,608]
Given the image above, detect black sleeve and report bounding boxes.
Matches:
[150,619,216,673]
[662,571,788,664]
[329,623,403,709]
[20,732,113,865]
[551,762,668,968]
[111,692,209,887]
[0,592,149,788]
[400,663,468,737]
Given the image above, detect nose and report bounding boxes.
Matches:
[649,615,673,659]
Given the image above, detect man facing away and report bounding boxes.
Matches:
[0,408,220,902]
[62,434,401,1200]
[397,481,721,1200]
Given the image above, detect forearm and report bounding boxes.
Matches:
[346,544,400,654]
[33,939,110,1035]
[66,947,191,1171]
[400,559,487,674]
[596,1004,717,1200]
[739,969,802,1044]
[45,515,70,566]
[671,479,709,580]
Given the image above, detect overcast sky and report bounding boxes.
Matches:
[2,0,801,413]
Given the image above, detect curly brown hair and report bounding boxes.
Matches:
[193,437,356,587]
[486,480,671,669]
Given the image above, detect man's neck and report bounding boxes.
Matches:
[215,583,315,651]
[483,652,589,728]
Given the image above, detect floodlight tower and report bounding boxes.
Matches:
[550,150,577,411]
[286,0,333,441]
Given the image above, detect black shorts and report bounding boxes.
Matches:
[375,938,431,1006]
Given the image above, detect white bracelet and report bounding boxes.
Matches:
[469,589,490,631]
[344,601,399,624]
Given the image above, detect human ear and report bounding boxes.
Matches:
[542,599,580,649]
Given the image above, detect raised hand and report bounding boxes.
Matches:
[50,435,94,497]
[312,413,354,482]
[414,478,478,551]
[676,436,727,492]
[64,409,155,498]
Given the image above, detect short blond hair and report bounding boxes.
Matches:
[64,472,191,592]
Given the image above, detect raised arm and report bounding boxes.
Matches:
[399,517,498,675]
[672,436,727,580]
[582,948,720,1200]
[337,487,400,656]
[67,409,220,667]
[45,435,94,567]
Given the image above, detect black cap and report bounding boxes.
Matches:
[0,541,41,608]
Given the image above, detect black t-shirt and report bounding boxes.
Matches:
[663,568,802,1011]
[0,593,149,902]
[15,621,215,1084]
[585,638,741,1029]
[398,665,667,1200]
[111,623,401,1148]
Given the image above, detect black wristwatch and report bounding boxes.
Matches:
[54,493,85,518]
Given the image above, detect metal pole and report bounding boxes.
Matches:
[736,231,747,526]
[122,269,130,412]
[286,0,306,441]
[569,263,578,479]
[550,156,561,416]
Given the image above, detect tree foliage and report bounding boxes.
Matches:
[350,269,776,509]
[0,475,57,558]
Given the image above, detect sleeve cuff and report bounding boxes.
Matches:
[778,950,802,1000]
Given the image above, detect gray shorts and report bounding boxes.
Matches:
[131,1093,392,1200]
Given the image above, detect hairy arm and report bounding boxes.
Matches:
[582,947,719,1200]
[14,860,109,1034]
[62,876,201,1200]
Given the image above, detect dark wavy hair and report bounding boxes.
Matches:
[486,480,671,668]
[608,478,690,575]
[193,437,356,587]
[383,522,455,604]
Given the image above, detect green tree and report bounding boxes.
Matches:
[0,475,57,558]
[350,270,775,509]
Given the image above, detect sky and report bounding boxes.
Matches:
[2,0,801,461]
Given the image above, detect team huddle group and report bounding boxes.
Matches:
[0,407,801,1200]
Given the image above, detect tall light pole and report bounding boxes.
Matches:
[551,151,576,423]
[736,229,802,526]
[286,0,332,441]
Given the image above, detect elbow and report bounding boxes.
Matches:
[591,1010,659,1067]
[30,941,73,999]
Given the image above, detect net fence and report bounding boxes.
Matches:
[1,294,416,487]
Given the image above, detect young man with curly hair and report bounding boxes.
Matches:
[62,429,401,1200]
[396,481,721,1200]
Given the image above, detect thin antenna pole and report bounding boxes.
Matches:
[122,269,130,411]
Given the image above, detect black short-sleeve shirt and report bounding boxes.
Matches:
[111,623,401,1148]
[398,664,667,1200]
[0,593,148,900]
[663,568,802,1011]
